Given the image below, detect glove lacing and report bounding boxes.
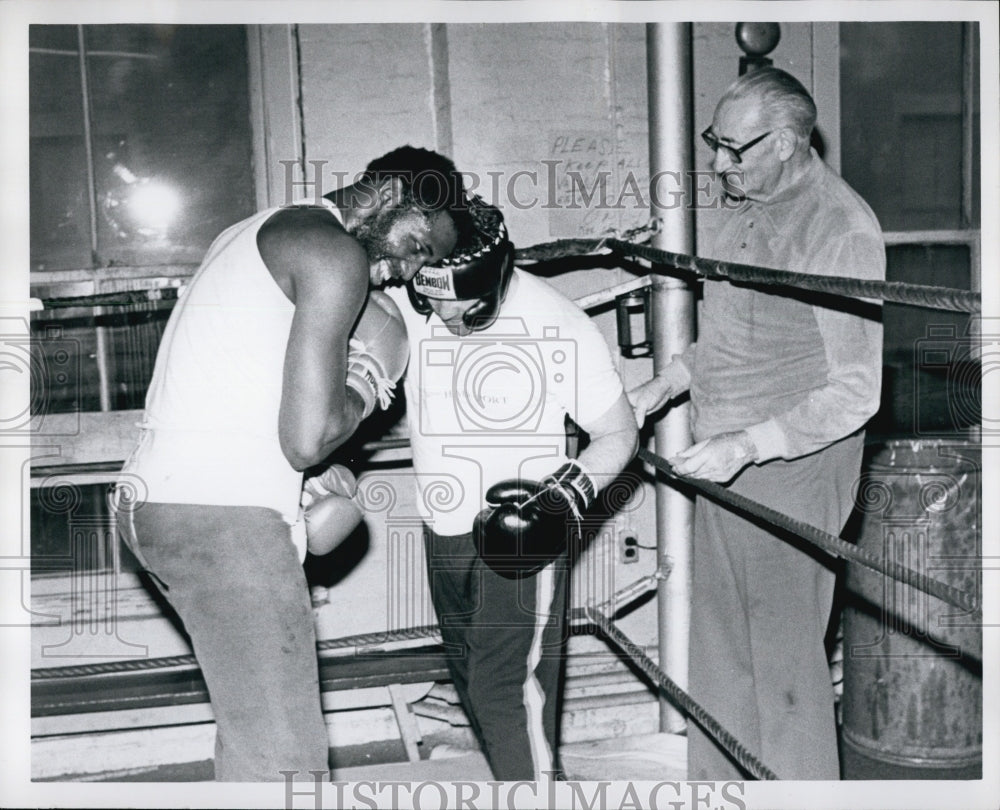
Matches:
[348,337,398,410]
[525,460,596,524]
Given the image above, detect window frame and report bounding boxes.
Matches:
[28,25,301,492]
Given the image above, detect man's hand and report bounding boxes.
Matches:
[302,464,364,556]
[345,290,409,419]
[474,461,595,578]
[668,430,758,483]
[627,359,691,428]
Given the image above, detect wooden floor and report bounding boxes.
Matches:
[46,732,687,783]
[331,733,687,783]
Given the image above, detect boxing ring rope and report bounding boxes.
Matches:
[29,234,981,314]
[636,447,977,613]
[32,573,779,779]
[31,575,666,683]
[517,237,982,314]
[580,604,778,780]
[29,235,981,780]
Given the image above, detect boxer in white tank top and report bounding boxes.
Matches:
[116,147,468,782]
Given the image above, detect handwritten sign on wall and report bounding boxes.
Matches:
[546,130,649,237]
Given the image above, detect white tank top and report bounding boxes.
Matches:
[123,201,343,523]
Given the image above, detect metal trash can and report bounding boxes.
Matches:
[841,440,981,779]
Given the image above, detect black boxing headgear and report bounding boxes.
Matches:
[407,195,514,332]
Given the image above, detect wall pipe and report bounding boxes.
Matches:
[646,23,696,734]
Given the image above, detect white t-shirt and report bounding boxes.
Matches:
[386,270,624,535]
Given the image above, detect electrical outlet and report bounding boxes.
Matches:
[619,535,639,564]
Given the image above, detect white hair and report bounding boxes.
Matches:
[720,67,817,140]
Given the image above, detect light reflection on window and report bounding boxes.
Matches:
[29,25,254,270]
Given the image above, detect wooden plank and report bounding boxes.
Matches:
[28,409,414,479]
[330,751,494,784]
[30,409,142,469]
[811,23,841,174]
[32,722,216,780]
[31,685,406,737]
[388,683,423,762]
[32,573,164,616]
[560,731,687,780]
[30,265,195,288]
[882,229,980,245]
[33,570,144,596]
[247,25,304,208]
[30,573,192,668]
[32,706,410,781]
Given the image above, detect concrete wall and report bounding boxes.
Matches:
[297,24,439,180]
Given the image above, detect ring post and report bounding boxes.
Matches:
[647,23,696,735]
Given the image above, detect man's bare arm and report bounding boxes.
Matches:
[258,210,370,470]
[576,392,640,490]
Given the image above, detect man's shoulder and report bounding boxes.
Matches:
[256,206,367,296]
[513,269,583,310]
[258,206,362,262]
[506,272,620,370]
[812,161,883,237]
[258,204,350,242]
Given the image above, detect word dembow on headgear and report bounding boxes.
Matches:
[407,195,514,332]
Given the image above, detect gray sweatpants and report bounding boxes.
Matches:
[126,502,329,781]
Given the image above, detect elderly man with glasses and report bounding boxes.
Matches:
[630,67,885,780]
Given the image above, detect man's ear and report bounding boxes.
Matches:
[775,127,799,162]
[375,175,406,212]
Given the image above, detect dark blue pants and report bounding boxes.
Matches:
[422,525,569,781]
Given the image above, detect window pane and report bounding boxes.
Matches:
[29,24,255,270]
[840,22,966,231]
[29,24,78,51]
[105,304,173,410]
[84,25,255,265]
[29,302,175,414]
[30,316,102,413]
[30,51,91,271]
[31,483,129,573]
[872,244,976,438]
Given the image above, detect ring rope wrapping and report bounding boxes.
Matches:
[31,624,446,680]
[605,238,981,314]
[579,604,779,780]
[34,596,779,779]
[514,237,980,313]
[638,447,978,613]
[33,236,980,314]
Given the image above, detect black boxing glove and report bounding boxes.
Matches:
[473,461,597,578]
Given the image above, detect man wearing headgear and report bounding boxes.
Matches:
[630,68,885,779]
[118,146,468,781]
[387,197,638,781]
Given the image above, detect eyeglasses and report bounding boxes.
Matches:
[701,127,772,164]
